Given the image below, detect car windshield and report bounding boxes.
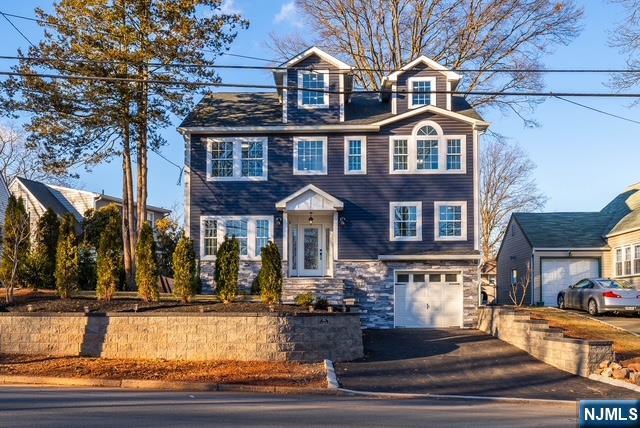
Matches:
[594,279,632,289]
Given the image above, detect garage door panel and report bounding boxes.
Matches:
[541,258,599,307]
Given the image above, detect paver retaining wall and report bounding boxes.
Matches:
[477,307,613,377]
[0,312,363,362]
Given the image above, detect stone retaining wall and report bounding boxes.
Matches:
[477,307,613,376]
[0,312,363,363]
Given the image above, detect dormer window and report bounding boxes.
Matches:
[407,76,436,109]
[298,70,329,108]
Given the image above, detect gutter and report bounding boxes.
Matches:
[378,254,481,261]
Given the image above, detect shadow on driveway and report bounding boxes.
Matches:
[336,328,637,400]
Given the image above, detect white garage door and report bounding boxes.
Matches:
[541,258,599,306]
[394,272,463,328]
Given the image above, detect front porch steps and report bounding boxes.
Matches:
[282,277,346,305]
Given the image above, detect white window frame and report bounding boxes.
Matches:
[293,136,328,175]
[344,136,367,175]
[407,76,437,109]
[297,70,329,109]
[388,120,466,174]
[613,243,640,277]
[434,201,468,242]
[389,201,422,242]
[199,215,274,261]
[206,137,268,182]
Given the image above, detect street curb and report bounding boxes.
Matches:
[324,359,339,389]
[0,375,335,395]
[335,388,576,405]
[588,374,640,393]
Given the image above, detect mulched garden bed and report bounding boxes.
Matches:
[0,296,322,314]
[0,355,326,387]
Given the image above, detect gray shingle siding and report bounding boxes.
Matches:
[496,218,533,305]
[188,112,476,260]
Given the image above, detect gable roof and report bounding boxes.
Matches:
[14,177,73,218]
[276,184,344,211]
[605,186,640,237]
[179,92,486,130]
[278,46,353,70]
[383,55,461,84]
[512,212,611,248]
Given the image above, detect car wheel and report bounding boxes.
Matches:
[588,299,599,316]
[557,295,565,309]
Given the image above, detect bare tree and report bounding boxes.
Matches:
[0,124,69,184]
[269,0,583,117]
[480,135,547,261]
[609,0,640,93]
[508,262,531,306]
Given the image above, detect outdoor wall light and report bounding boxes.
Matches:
[339,216,348,227]
[275,216,283,226]
[308,212,314,224]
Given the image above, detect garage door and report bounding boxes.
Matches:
[541,258,599,306]
[394,272,463,328]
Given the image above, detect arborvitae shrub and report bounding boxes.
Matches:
[214,236,239,304]
[258,241,282,304]
[55,214,79,298]
[136,222,159,302]
[96,216,122,301]
[28,208,59,289]
[172,236,197,303]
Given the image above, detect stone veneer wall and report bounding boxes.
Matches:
[477,307,613,376]
[0,312,363,362]
[335,260,480,329]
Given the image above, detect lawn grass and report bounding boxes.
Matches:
[0,355,326,388]
[525,308,640,361]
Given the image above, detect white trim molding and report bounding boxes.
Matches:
[276,184,344,211]
[388,120,466,175]
[278,46,353,70]
[297,70,329,109]
[434,201,468,242]
[380,253,480,261]
[407,76,437,109]
[199,215,274,261]
[293,136,328,175]
[389,201,423,242]
[181,131,191,236]
[344,136,367,175]
[339,73,345,122]
[282,88,288,123]
[473,128,480,251]
[205,137,268,182]
[383,55,461,83]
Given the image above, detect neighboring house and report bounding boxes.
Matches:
[9,177,170,232]
[179,46,489,329]
[496,182,640,306]
[0,173,9,242]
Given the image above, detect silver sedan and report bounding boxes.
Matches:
[557,278,640,316]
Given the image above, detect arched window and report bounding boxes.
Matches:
[416,125,439,136]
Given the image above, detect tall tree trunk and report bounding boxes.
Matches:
[136,0,150,242]
[122,126,137,290]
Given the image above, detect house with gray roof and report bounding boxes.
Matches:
[9,177,170,234]
[496,182,640,306]
[179,46,490,329]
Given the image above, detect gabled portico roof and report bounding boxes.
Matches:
[276,184,343,211]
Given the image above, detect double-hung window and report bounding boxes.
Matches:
[408,76,436,108]
[207,138,267,181]
[344,137,367,174]
[389,122,465,174]
[616,244,640,276]
[625,246,632,275]
[434,201,467,241]
[298,70,329,108]
[390,201,422,241]
[616,248,623,276]
[635,245,640,275]
[293,137,327,174]
[200,216,273,260]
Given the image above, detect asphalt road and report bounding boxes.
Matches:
[0,387,578,428]
[564,309,640,334]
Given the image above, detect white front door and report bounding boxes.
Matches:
[299,225,323,276]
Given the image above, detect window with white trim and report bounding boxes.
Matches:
[200,216,273,260]
[408,76,436,108]
[206,138,267,181]
[344,136,367,174]
[635,245,640,275]
[616,248,623,276]
[390,201,422,242]
[434,201,467,241]
[297,70,329,108]
[389,121,466,174]
[615,244,640,277]
[625,246,632,275]
[293,137,327,174]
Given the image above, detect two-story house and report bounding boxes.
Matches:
[179,47,489,329]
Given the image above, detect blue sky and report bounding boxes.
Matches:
[1,0,639,217]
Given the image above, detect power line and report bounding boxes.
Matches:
[554,96,640,126]
[2,69,640,98]
[0,12,36,48]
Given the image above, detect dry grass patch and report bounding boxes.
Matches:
[0,355,326,388]
[525,308,640,360]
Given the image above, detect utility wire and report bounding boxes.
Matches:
[2,69,640,98]
[0,12,36,48]
[554,96,640,126]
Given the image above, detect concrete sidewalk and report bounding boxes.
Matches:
[335,329,637,400]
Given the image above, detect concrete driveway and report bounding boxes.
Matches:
[335,329,636,400]
[575,310,640,335]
